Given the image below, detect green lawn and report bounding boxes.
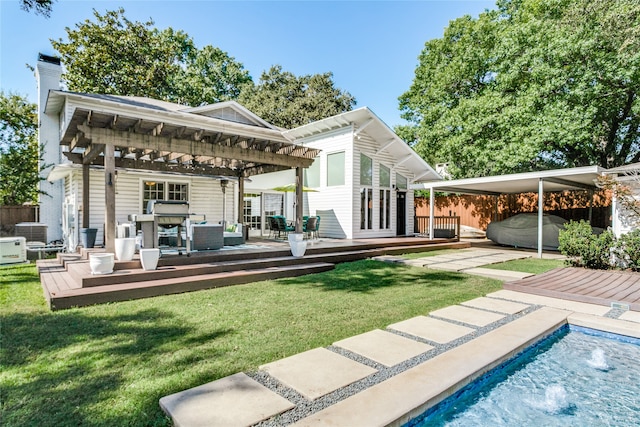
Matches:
[481,257,565,274]
[1,260,503,427]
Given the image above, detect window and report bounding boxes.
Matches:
[396,173,407,190]
[243,193,263,232]
[304,158,320,188]
[143,181,164,213]
[327,151,345,186]
[360,154,372,186]
[142,180,187,213]
[379,165,391,230]
[379,164,390,188]
[168,183,188,201]
[360,188,373,230]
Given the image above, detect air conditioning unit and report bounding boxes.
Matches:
[0,237,27,265]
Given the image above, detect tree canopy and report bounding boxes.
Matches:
[238,65,356,129]
[20,0,54,17]
[399,0,640,178]
[51,8,354,128]
[0,92,46,205]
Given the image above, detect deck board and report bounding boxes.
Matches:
[504,267,640,311]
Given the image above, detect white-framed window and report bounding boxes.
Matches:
[360,188,373,230]
[304,157,320,188]
[142,180,188,213]
[360,153,373,186]
[396,173,407,190]
[360,154,374,230]
[327,151,345,186]
[379,164,391,229]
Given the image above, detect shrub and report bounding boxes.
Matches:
[558,220,616,270]
[614,228,640,271]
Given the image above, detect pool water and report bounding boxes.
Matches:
[408,326,640,426]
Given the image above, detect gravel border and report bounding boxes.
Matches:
[251,297,542,426]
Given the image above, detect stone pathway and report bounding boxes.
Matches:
[372,248,542,280]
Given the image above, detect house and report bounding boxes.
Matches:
[246,108,441,239]
[36,54,441,250]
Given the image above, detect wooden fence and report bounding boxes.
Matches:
[0,205,38,235]
[415,191,611,231]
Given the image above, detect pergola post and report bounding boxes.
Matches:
[82,164,90,228]
[429,188,435,240]
[295,167,303,233]
[537,178,544,258]
[104,142,116,253]
[237,176,244,225]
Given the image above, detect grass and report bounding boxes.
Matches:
[0,259,503,427]
[481,257,565,274]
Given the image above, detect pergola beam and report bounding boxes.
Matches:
[78,125,315,169]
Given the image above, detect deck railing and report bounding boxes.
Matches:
[414,216,461,241]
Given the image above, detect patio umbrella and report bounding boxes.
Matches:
[270,183,318,192]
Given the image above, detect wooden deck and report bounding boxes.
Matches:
[38,237,467,310]
[504,267,640,311]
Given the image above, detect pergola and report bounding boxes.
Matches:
[46,92,319,252]
[413,165,606,257]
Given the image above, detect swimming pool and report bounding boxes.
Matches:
[406,326,640,426]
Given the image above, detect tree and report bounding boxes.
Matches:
[239,65,356,129]
[51,8,194,102]
[176,45,253,106]
[0,92,47,205]
[399,0,640,179]
[20,0,54,17]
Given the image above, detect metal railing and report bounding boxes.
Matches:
[414,216,461,241]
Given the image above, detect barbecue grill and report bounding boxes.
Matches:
[130,200,192,253]
[147,200,190,229]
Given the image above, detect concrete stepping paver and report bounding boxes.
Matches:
[259,348,376,400]
[388,316,474,344]
[430,305,505,327]
[333,329,433,367]
[461,296,530,315]
[159,372,294,427]
[488,290,611,316]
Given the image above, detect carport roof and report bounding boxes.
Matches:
[411,165,606,196]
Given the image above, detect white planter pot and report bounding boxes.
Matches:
[288,233,307,257]
[139,248,160,271]
[89,253,114,275]
[115,238,136,261]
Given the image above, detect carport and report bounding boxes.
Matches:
[412,165,606,257]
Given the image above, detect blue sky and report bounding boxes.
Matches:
[0,0,495,127]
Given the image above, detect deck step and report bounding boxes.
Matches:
[62,243,466,288]
[49,262,335,310]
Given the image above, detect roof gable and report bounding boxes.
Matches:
[182,101,277,129]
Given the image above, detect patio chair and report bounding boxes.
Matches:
[270,216,293,239]
[304,216,319,240]
[267,216,279,239]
